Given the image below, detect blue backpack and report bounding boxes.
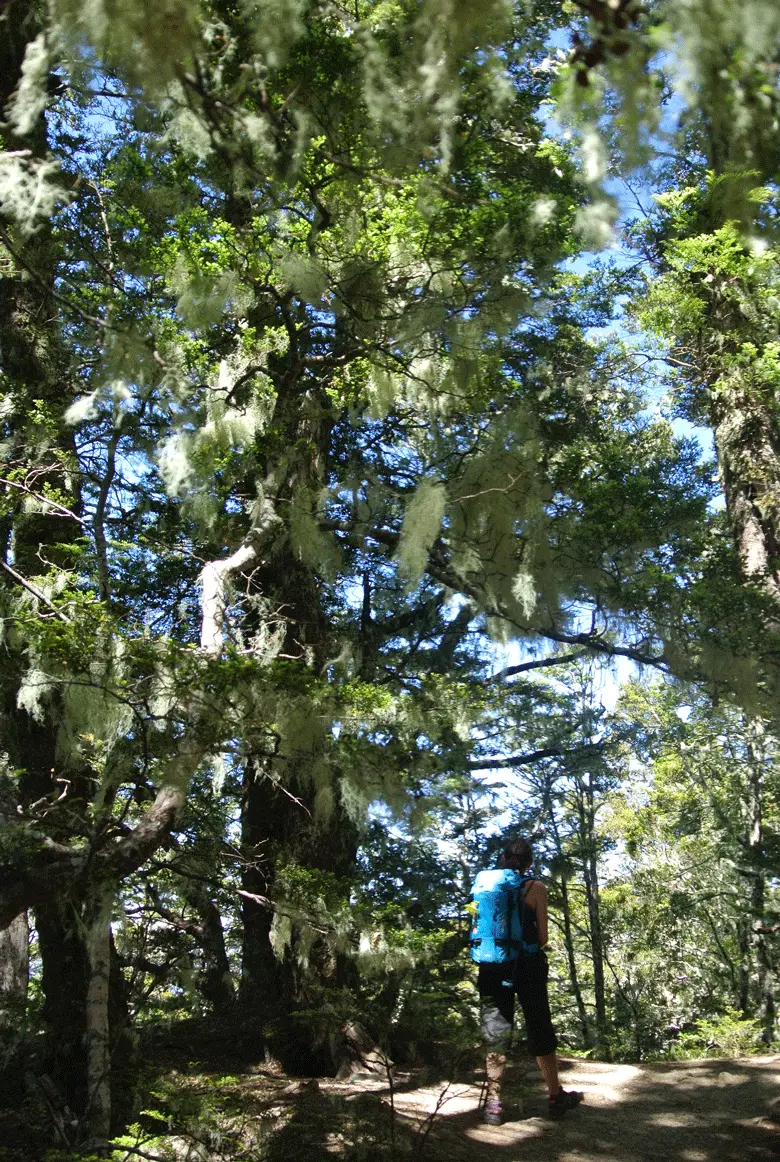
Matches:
[468,869,539,964]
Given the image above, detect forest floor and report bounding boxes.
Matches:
[382,1054,780,1162]
[105,1048,780,1162]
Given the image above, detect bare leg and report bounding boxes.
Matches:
[485,1051,507,1105]
[536,1052,560,1097]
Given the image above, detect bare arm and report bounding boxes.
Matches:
[528,881,549,947]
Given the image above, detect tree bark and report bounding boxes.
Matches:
[239,757,284,1016]
[236,518,358,1056]
[183,884,235,1012]
[743,727,775,1042]
[36,898,90,1116]
[0,777,29,1039]
[576,771,608,1054]
[84,890,113,1149]
[0,914,28,1013]
[0,912,29,1081]
[36,890,134,1140]
[237,553,361,1069]
[558,877,592,1048]
[239,750,360,1014]
[710,386,780,607]
[544,781,592,1048]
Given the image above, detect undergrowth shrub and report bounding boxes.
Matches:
[657,1008,764,1060]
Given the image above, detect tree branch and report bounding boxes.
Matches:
[105,781,189,879]
[467,743,601,770]
[93,426,120,605]
[485,651,587,682]
[423,550,669,670]
[324,518,671,672]
[199,492,281,654]
[538,628,669,670]
[0,476,86,524]
[0,559,71,621]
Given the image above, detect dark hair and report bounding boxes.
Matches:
[500,837,533,872]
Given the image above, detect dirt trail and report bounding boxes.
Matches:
[121,1046,780,1162]
[374,1055,780,1162]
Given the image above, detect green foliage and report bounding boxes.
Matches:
[554,0,780,225]
[660,1009,764,1061]
[7,0,780,1151]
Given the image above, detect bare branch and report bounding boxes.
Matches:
[0,559,71,621]
[467,743,601,771]
[485,651,587,683]
[0,476,86,523]
[631,351,698,372]
[200,492,281,654]
[455,473,522,503]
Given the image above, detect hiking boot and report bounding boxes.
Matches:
[547,1088,583,1119]
[483,1099,503,1126]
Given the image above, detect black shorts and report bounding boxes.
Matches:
[477,953,557,1058]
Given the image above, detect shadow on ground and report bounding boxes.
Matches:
[74,1051,777,1162]
[371,1055,780,1162]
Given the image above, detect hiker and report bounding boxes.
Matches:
[470,836,583,1124]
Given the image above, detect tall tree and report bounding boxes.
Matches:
[0,0,590,1136]
[558,0,780,679]
[614,679,780,1046]
[0,0,755,1140]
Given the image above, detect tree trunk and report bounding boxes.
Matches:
[36,889,134,1141]
[545,783,592,1048]
[710,388,780,607]
[239,740,360,1070]
[0,912,29,1087]
[1,5,89,1124]
[0,0,78,578]
[558,878,592,1048]
[108,933,136,1132]
[183,883,235,1012]
[736,912,751,1013]
[743,727,775,1041]
[577,772,608,1054]
[239,757,284,1019]
[0,913,28,1015]
[0,765,29,1041]
[238,540,358,1025]
[84,891,113,1149]
[36,899,90,1117]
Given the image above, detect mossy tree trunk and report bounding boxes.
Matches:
[238,542,360,1069]
[708,357,780,609]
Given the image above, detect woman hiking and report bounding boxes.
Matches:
[471,836,584,1125]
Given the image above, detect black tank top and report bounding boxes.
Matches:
[520,879,540,947]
